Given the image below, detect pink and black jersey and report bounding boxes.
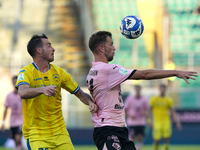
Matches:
[4,92,23,127]
[125,95,149,126]
[86,62,136,127]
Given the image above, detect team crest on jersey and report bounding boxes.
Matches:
[53,74,60,82]
[118,68,128,75]
[18,73,24,81]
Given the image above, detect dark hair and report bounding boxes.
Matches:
[27,34,48,58]
[12,75,18,81]
[89,31,112,52]
[134,85,141,88]
[160,84,166,88]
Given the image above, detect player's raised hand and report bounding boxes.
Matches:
[43,85,58,97]
[176,71,198,84]
[89,102,98,114]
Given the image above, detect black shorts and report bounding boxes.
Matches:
[10,126,22,139]
[93,126,136,150]
[128,126,145,138]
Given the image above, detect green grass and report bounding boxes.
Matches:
[0,145,199,150]
[74,145,200,150]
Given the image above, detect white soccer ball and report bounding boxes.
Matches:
[120,15,144,39]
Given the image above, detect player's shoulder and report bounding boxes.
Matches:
[6,91,15,98]
[50,64,68,74]
[150,95,159,102]
[150,95,158,99]
[91,62,121,73]
[50,64,60,69]
[125,95,134,101]
[95,62,120,69]
[165,96,173,101]
[18,63,34,74]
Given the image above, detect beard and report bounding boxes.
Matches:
[106,55,113,62]
[104,46,114,62]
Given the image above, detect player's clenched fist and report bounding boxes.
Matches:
[89,102,98,114]
[43,85,58,97]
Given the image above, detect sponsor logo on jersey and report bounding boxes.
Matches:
[44,76,49,81]
[89,70,98,76]
[114,104,124,110]
[34,78,42,81]
[34,84,59,88]
[112,143,121,150]
[118,68,128,75]
[18,73,24,81]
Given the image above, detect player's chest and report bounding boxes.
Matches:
[31,71,61,88]
[155,99,169,107]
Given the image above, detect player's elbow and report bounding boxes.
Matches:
[138,70,152,80]
[18,92,26,99]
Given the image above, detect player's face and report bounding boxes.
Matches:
[104,36,115,62]
[135,86,141,94]
[41,38,55,62]
[12,78,17,86]
[160,86,166,94]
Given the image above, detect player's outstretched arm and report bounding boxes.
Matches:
[74,89,98,114]
[129,69,198,84]
[18,84,58,99]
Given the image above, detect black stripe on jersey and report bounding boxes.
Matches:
[126,70,137,80]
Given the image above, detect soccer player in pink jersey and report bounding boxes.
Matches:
[1,76,24,150]
[125,85,149,150]
[86,31,197,150]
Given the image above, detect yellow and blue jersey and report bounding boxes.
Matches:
[16,62,80,140]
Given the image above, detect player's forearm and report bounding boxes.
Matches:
[172,110,180,124]
[79,92,92,105]
[18,87,44,99]
[2,108,8,121]
[76,89,95,105]
[130,69,177,80]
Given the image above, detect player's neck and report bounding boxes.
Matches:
[136,94,141,99]
[33,59,50,73]
[94,53,109,63]
[160,94,165,97]
[94,57,108,63]
[13,89,18,94]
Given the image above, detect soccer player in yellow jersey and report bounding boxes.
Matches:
[148,84,182,150]
[15,34,98,150]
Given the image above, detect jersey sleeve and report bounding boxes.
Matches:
[15,68,32,89]
[4,94,10,107]
[61,69,80,94]
[168,97,174,108]
[108,64,136,89]
[149,96,156,107]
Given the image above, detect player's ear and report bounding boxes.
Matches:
[36,47,42,54]
[98,44,104,53]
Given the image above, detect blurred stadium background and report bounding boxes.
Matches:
[0,0,200,148]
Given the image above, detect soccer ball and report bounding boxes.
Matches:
[120,15,144,39]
